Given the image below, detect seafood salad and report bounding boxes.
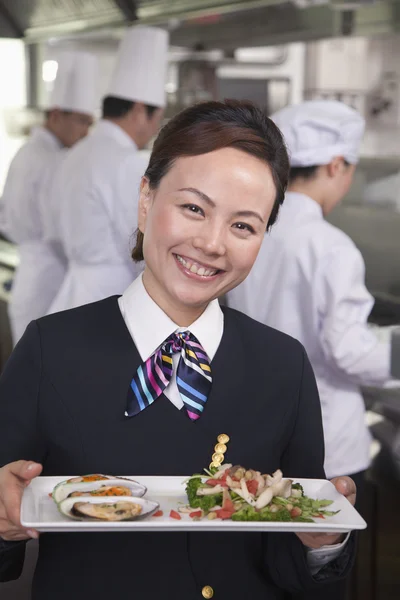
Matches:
[184,464,339,522]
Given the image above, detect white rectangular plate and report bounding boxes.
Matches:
[21,476,367,533]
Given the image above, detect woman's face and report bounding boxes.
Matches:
[138,147,277,321]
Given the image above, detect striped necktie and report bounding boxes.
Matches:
[125,331,212,421]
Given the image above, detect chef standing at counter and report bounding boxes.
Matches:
[46,26,168,314]
[1,51,99,344]
[227,100,399,489]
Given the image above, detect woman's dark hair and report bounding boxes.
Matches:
[132,99,290,262]
[102,96,158,119]
[289,159,351,184]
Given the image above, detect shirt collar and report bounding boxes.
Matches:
[94,119,138,150]
[120,274,224,361]
[284,191,324,220]
[31,126,63,150]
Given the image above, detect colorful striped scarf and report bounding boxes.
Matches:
[125,331,212,421]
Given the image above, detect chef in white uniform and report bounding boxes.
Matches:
[47,26,168,314]
[227,100,399,482]
[2,51,99,344]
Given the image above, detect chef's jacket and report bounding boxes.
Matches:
[227,191,393,478]
[1,127,67,344]
[47,120,147,314]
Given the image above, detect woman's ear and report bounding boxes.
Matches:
[138,177,152,233]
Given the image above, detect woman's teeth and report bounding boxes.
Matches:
[176,255,218,277]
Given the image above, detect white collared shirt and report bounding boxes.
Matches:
[118,273,224,409]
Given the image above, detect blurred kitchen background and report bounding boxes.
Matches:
[0,1,399,599]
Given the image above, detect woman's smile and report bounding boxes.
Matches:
[174,253,224,281]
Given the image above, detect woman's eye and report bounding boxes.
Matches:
[233,222,255,234]
[182,204,204,216]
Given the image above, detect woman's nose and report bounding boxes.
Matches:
[192,225,227,257]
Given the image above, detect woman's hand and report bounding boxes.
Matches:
[296,476,356,549]
[0,460,42,541]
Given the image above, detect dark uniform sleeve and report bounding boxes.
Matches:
[0,322,45,581]
[263,346,356,593]
[0,540,27,582]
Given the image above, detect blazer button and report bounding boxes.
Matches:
[202,585,214,598]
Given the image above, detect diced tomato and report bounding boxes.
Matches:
[206,479,228,488]
[153,510,164,517]
[189,510,203,518]
[169,510,181,520]
[215,509,235,520]
[222,493,234,513]
[314,513,325,519]
[290,507,302,518]
[246,480,258,496]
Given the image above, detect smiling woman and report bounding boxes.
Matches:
[131,100,289,323]
[0,100,357,600]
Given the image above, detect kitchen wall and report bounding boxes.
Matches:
[217,43,306,107]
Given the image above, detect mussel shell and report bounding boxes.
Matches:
[58,496,160,521]
[52,476,147,504]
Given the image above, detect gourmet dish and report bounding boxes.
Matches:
[51,474,159,522]
[48,439,339,525]
[183,464,339,522]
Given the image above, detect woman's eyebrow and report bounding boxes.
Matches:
[178,187,264,223]
[178,187,215,207]
[233,210,264,223]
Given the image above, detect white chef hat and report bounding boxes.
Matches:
[107,26,169,108]
[48,51,99,116]
[271,100,365,166]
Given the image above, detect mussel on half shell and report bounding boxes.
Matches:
[52,475,147,504]
[58,496,160,522]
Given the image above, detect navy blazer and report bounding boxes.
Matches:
[0,298,354,599]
